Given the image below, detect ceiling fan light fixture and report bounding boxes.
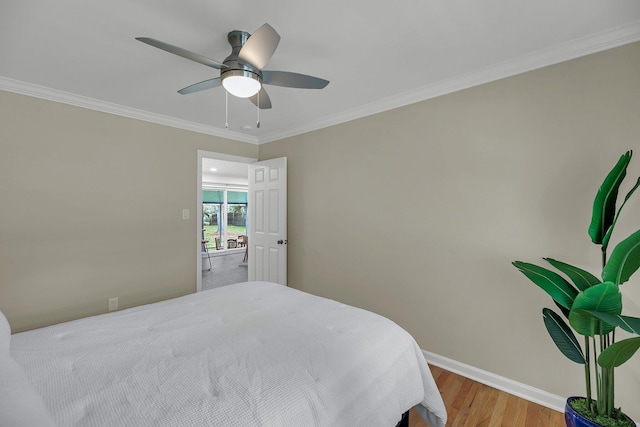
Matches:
[221,70,261,98]
[137,23,329,113]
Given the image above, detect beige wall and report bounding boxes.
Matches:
[259,42,640,419]
[0,91,258,332]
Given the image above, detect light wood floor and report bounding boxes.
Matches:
[410,365,565,427]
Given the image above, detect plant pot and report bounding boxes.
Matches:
[565,397,636,427]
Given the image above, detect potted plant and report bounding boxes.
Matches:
[513,151,640,427]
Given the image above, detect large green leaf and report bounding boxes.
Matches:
[544,258,600,291]
[542,308,585,364]
[512,261,578,309]
[583,311,640,334]
[602,228,640,285]
[588,151,632,245]
[602,177,640,251]
[569,283,622,336]
[598,337,640,368]
[554,300,571,319]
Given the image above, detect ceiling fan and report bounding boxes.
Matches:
[136,23,329,110]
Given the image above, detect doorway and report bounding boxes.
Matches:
[197,151,255,292]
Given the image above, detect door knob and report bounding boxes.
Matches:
[277,240,288,245]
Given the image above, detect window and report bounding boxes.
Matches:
[202,189,247,251]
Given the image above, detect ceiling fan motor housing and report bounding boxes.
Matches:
[221,30,262,83]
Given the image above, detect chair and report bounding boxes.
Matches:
[201,240,211,271]
[227,239,237,249]
[243,236,248,263]
[237,235,248,247]
[215,237,223,250]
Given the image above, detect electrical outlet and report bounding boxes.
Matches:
[108,297,118,311]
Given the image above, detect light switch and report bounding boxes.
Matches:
[182,209,190,220]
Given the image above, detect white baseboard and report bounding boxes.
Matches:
[422,350,566,413]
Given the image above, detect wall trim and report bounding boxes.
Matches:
[2,20,640,146]
[0,77,259,145]
[422,350,566,413]
[258,20,640,144]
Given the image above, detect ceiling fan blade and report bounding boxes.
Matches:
[177,77,221,95]
[262,71,329,89]
[249,87,272,109]
[238,23,280,69]
[136,37,228,70]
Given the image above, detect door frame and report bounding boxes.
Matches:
[196,150,257,292]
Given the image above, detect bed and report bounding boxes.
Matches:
[1,281,447,427]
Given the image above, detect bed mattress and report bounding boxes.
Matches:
[9,281,447,427]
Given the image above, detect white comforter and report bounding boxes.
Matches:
[10,282,447,427]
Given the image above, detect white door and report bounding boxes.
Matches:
[248,157,287,285]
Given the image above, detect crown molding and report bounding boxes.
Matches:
[258,20,640,144]
[0,77,259,145]
[2,20,639,146]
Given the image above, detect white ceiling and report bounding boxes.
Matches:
[1,1,640,145]
[202,158,248,186]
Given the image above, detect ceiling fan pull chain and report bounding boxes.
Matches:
[257,91,260,129]
[225,90,229,129]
